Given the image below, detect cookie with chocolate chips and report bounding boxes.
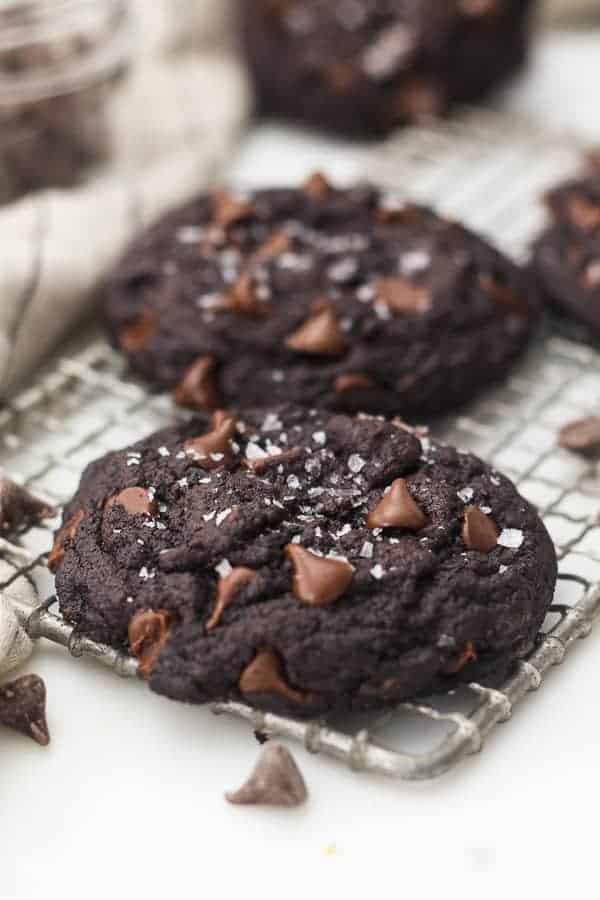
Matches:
[238,0,534,138]
[105,176,538,420]
[52,405,556,717]
[533,173,600,336]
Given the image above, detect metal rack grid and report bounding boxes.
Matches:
[1,110,599,780]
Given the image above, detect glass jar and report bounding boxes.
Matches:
[0,0,131,205]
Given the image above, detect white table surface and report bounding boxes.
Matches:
[4,29,600,900]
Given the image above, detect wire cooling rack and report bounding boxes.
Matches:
[1,110,599,780]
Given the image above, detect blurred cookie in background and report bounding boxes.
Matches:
[238,0,536,139]
[533,167,600,337]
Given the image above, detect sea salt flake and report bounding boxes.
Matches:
[480,506,492,515]
[126,596,134,604]
[139,566,155,581]
[203,511,216,522]
[499,565,508,575]
[370,564,385,580]
[348,454,366,474]
[215,559,233,578]
[127,458,140,467]
[457,487,474,503]
[287,474,301,490]
[490,476,501,486]
[177,477,188,488]
[262,413,283,432]
[177,225,204,244]
[400,250,430,276]
[312,431,326,446]
[158,446,170,457]
[291,535,302,544]
[360,541,374,559]
[498,529,524,550]
[216,508,232,526]
[246,442,268,460]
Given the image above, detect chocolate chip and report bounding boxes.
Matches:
[0,471,55,532]
[105,487,157,516]
[219,272,270,318]
[212,191,255,230]
[285,304,347,356]
[459,0,500,17]
[242,447,304,474]
[302,171,332,200]
[206,566,256,631]
[566,193,600,231]
[118,310,158,353]
[239,646,313,705]
[334,373,376,394]
[48,509,85,572]
[558,416,600,454]
[367,478,427,531]
[285,544,353,607]
[128,609,172,680]
[375,204,421,226]
[462,506,498,553]
[184,411,237,470]
[226,742,308,807]
[0,674,50,746]
[375,276,430,315]
[443,641,477,674]
[478,273,527,316]
[173,355,220,411]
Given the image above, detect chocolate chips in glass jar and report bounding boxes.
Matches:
[0,0,130,205]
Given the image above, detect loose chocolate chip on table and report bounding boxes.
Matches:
[0,674,50,746]
[558,417,600,454]
[226,742,308,807]
[0,471,55,532]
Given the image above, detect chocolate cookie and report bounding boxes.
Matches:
[533,173,600,337]
[105,176,538,420]
[238,0,534,138]
[52,405,557,717]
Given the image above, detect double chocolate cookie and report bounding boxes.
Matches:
[533,172,600,337]
[51,405,557,717]
[106,175,538,421]
[239,0,535,138]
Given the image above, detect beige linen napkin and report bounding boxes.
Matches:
[0,0,250,397]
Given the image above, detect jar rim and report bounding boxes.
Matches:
[0,0,131,107]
